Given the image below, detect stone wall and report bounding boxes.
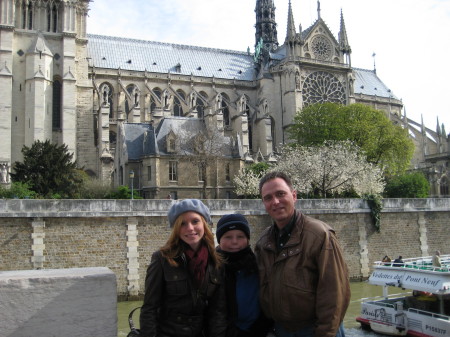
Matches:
[0,198,449,299]
[0,267,117,337]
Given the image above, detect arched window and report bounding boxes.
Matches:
[52,3,58,32]
[27,1,33,30]
[196,98,205,119]
[151,87,162,112]
[248,122,253,154]
[440,176,449,196]
[47,3,58,32]
[21,1,27,29]
[196,91,208,119]
[173,97,182,116]
[173,90,185,117]
[52,77,62,129]
[221,93,230,127]
[270,116,276,152]
[125,85,138,118]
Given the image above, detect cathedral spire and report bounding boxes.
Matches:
[317,1,321,20]
[255,0,278,50]
[286,0,296,42]
[339,10,351,52]
[436,116,441,136]
[338,9,351,65]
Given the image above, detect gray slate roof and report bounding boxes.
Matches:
[87,34,255,81]
[155,117,238,157]
[353,67,397,99]
[122,117,239,160]
[123,123,156,160]
[87,34,395,100]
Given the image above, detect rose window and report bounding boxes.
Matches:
[302,71,346,106]
[311,35,332,61]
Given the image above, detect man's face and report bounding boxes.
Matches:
[261,177,297,229]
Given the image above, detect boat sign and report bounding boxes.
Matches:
[369,267,450,294]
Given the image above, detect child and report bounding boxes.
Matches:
[216,213,273,337]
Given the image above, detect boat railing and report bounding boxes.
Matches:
[361,292,411,304]
[407,308,450,321]
[375,254,450,272]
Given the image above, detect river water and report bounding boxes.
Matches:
[117,281,386,337]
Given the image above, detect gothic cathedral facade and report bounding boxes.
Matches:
[1,0,448,197]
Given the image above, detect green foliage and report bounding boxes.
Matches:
[384,172,430,198]
[10,140,84,198]
[78,178,115,199]
[0,182,37,199]
[288,103,415,176]
[247,162,269,176]
[364,194,383,232]
[104,185,142,199]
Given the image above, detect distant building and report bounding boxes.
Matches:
[0,0,448,197]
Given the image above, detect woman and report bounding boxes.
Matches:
[216,213,273,337]
[139,199,227,337]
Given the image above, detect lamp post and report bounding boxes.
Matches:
[129,170,134,200]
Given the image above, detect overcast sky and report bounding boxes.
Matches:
[87,0,450,134]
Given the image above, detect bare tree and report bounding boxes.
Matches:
[179,126,230,199]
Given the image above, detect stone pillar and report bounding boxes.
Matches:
[357,214,370,278]
[31,218,46,269]
[126,217,140,299]
[417,212,429,256]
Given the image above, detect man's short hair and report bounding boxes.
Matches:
[259,171,294,195]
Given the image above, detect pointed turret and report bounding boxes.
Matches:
[338,10,351,65]
[436,116,441,136]
[255,0,278,51]
[339,10,351,53]
[286,0,296,43]
[284,1,302,58]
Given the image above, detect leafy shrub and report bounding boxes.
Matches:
[384,172,430,198]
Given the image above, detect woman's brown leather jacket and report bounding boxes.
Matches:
[139,250,227,337]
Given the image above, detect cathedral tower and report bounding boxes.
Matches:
[0,0,93,185]
[254,0,278,63]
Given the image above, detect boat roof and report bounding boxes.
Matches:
[368,255,450,294]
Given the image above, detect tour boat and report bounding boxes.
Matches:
[356,254,450,337]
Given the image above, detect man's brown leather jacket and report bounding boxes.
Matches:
[255,210,350,337]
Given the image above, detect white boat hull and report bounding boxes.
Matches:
[357,299,450,337]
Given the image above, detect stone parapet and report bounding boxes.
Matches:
[0,267,117,337]
[0,198,448,297]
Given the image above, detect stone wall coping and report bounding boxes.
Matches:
[0,267,114,279]
[0,198,449,218]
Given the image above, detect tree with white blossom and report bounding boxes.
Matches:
[233,163,268,198]
[272,141,385,198]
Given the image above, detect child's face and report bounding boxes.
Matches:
[219,229,248,252]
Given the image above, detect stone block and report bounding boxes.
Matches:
[0,267,117,337]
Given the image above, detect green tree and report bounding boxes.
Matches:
[384,172,430,198]
[0,182,37,199]
[10,140,84,198]
[288,103,415,175]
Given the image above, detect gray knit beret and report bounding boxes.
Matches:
[167,199,211,227]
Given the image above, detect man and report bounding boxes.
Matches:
[254,171,350,337]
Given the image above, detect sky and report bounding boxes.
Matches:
[87,0,450,134]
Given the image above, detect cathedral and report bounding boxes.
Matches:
[0,0,448,198]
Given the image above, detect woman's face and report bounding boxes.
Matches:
[178,211,205,251]
[219,229,248,253]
